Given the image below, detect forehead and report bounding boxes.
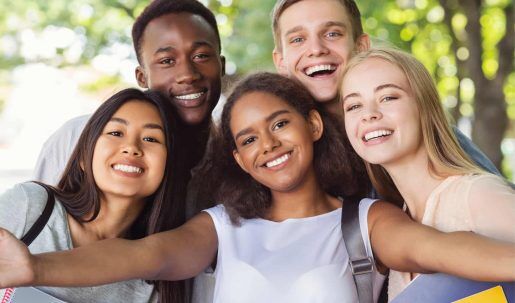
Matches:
[230,92,295,127]
[113,100,162,122]
[343,58,409,92]
[278,0,351,36]
[141,13,219,54]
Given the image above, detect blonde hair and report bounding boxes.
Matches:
[340,47,484,204]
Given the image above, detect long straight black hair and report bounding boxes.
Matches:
[54,88,189,303]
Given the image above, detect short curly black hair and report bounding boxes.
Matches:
[131,0,221,65]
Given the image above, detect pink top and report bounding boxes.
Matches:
[388,174,515,301]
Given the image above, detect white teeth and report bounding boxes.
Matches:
[175,92,205,100]
[364,130,392,142]
[113,164,143,174]
[265,153,290,168]
[305,64,336,76]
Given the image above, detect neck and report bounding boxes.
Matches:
[266,167,340,222]
[68,195,146,247]
[382,149,444,222]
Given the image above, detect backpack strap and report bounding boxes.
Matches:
[341,197,374,303]
[20,183,55,246]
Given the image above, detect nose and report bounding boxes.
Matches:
[261,132,281,153]
[307,37,329,57]
[122,139,143,157]
[175,60,201,84]
[361,106,382,122]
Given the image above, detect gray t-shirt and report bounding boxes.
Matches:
[0,182,158,303]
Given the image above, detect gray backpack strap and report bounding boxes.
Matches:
[341,198,374,303]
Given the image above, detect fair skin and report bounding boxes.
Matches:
[0,92,513,289]
[135,12,225,125]
[273,0,370,114]
[341,58,515,239]
[68,100,167,247]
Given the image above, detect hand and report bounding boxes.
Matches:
[0,228,36,288]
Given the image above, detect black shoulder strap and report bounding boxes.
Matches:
[341,197,374,303]
[20,183,55,246]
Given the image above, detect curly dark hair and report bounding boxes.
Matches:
[132,0,221,65]
[216,72,369,223]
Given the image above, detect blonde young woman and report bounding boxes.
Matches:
[340,48,515,300]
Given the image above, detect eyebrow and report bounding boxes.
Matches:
[341,83,406,103]
[154,41,215,56]
[284,21,347,37]
[109,117,164,131]
[234,109,291,141]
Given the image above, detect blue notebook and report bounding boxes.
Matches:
[391,273,514,303]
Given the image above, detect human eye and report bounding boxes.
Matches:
[241,136,256,146]
[345,103,361,112]
[107,131,123,137]
[159,58,175,65]
[193,53,210,61]
[272,120,289,130]
[326,31,342,39]
[289,36,304,44]
[381,95,398,102]
[143,136,160,143]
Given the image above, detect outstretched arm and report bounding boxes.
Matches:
[0,212,217,288]
[368,201,515,281]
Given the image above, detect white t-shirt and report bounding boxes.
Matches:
[204,198,385,303]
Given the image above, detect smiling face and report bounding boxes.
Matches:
[341,58,425,167]
[273,0,369,108]
[92,100,167,202]
[230,91,323,193]
[136,12,225,125]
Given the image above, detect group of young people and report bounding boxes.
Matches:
[0,0,513,303]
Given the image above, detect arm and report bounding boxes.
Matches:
[0,212,218,288]
[368,201,515,281]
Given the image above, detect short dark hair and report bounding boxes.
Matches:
[271,0,364,51]
[216,72,369,223]
[55,88,188,303]
[132,0,221,64]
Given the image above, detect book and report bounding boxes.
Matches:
[1,287,65,303]
[391,273,514,303]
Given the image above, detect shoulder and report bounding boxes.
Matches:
[443,173,512,200]
[0,182,48,237]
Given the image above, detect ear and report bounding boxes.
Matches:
[272,47,288,76]
[220,55,226,76]
[135,66,149,88]
[355,34,371,53]
[308,110,324,142]
[233,149,249,174]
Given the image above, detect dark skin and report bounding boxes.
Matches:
[136,12,225,126]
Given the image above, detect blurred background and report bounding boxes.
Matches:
[0,0,513,192]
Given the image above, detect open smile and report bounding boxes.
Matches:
[112,164,144,174]
[304,64,337,77]
[362,129,393,142]
[262,151,292,168]
[172,89,207,108]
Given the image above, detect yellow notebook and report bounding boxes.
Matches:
[453,285,508,303]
